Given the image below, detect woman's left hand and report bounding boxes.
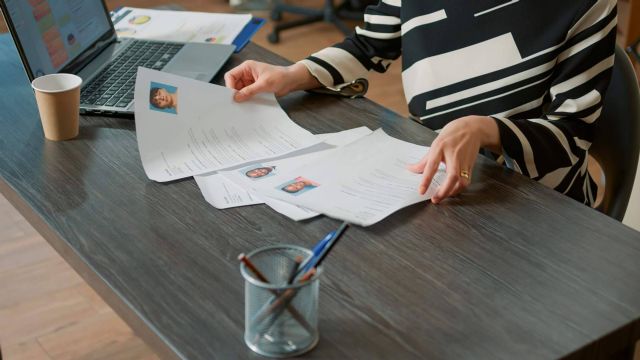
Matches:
[408,115,501,204]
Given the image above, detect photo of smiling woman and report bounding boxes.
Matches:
[149,82,178,114]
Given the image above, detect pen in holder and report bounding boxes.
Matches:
[240,245,321,358]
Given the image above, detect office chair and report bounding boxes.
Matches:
[627,36,640,63]
[267,0,370,43]
[590,45,640,221]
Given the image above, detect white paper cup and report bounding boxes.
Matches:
[31,73,83,141]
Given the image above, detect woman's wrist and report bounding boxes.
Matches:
[285,63,322,93]
[467,115,502,153]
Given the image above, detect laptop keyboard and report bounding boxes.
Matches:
[80,40,184,109]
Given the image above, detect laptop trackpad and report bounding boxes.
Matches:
[163,43,234,82]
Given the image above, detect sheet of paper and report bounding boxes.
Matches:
[219,126,373,198]
[264,198,319,221]
[247,129,446,226]
[194,173,315,220]
[194,174,261,209]
[196,127,372,220]
[134,68,320,182]
[112,7,251,45]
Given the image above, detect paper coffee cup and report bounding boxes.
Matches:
[31,73,83,141]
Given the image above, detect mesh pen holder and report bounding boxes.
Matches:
[240,245,321,358]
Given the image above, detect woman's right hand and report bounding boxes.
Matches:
[224,61,321,102]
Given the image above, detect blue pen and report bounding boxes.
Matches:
[252,222,350,330]
[249,229,336,327]
[297,230,335,276]
[301,222,349,274]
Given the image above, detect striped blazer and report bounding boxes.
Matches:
[300,0,617,206]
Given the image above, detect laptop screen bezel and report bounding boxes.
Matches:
[0,0,117,81]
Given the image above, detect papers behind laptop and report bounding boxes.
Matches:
[134,68,320,182]
[197,127,373,221]
[240,129,446,226]
[111,7,251,45]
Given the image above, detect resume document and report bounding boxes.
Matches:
[244,129,446,226]
[200,127,372,220]
[134,68,320,182]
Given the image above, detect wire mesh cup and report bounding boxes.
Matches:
[240,245,321,358]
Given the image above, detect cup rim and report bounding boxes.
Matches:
[31,73,83,94]
[240,244,322,290]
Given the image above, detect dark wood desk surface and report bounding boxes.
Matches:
[1,34,640,360]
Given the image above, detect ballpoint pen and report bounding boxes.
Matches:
[295,230,335,279]
[305,222,349,270]
[238,253,313,333]
[252,222,350,328]
[259,255,303,343]
[295,222,349,280]
[251,269,317,326]
[270,222,350,317]
[247,229,335,327]
[287,256,303,285]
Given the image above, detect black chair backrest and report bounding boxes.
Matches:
[591,45,640,221]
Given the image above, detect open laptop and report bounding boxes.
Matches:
[0,0,235,116]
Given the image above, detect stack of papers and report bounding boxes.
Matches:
[197,127,373,221]
[111,7,252,45]
[134,69,445,226]
[220,129,443,226]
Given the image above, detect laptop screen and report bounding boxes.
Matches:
[2,0,112,77]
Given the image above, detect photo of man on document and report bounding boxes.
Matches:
[241,164,277,180]
[278,177,319,195]
[149,82,178,114]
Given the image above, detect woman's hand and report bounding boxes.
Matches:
[224,61,321,102]
[408,116,501,204]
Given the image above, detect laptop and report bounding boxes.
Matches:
[0,0,235,116]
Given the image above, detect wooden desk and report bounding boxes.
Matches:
[1,34,640,360]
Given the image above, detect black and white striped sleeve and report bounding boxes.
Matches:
[492,0,616,204]
[298,0,402,88]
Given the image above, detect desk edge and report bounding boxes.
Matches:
[0,177,183,360]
